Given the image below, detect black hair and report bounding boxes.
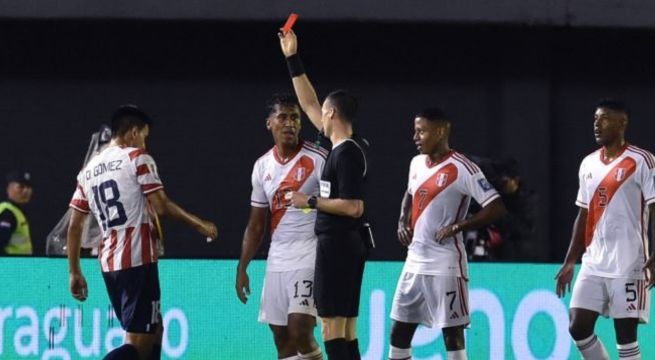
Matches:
[110,105,152,137]
[325,90,358,123]
[596,98,630,117]
[266,93,299,116]
[416,107,448,123]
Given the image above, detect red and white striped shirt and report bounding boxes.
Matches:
[70,145,164,272]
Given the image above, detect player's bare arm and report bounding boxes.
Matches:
[278,30,323,130]
[289,191,363,218]
[67,208,89,302]
[236,207,268,304]
[146,189,218,240]
[643,203,655,289]
[436,197,506,243]
[397,190,413,246]
[554,207,588,297]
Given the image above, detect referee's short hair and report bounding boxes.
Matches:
[416,107,448,123]
[111,105,152,137]
[326,90,358,124]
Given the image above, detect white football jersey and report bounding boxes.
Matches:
[576,145,655,279]
[70,146,163,272]
[404,151,500,278]
[251,141,327,272]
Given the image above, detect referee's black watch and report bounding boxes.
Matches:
[307,195,318,209]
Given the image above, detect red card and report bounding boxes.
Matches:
[282,13,299,34]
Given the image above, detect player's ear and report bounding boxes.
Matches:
[266,119,272,130]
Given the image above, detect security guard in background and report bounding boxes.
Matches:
[0,171,34,255]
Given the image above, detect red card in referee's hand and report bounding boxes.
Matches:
[281,13,299,34]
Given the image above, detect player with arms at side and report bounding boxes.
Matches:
[67,105,218,360]
[389,108,506,360]
[556,99,655,360]
[236,94,326,360]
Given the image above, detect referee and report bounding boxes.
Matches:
[279,30,369,360]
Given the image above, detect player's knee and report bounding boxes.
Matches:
[390,322,413,348]
[442,326,465,350]
[568,321,592,341]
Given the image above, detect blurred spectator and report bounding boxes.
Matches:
[465,158,537,261]
[0,171,34,255]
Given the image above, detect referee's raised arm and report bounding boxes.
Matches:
[278,30,323,131]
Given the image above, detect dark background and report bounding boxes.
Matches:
[2,15,655,262]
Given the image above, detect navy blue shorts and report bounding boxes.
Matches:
[102,262,161,334]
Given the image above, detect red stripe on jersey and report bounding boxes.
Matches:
[70,199,90,212]
[141,223,152,264]
[585,157,637,247]
[453,196,469,281]
[453,153,480,175]
[136,164,150,176]
[452,154,475,175]
[142,184,164,194]
[628,145,655,169]
[121,227,134,269]
[411,163,458,230]
[270,155,315,233]
[129,149,148,161]
[302,144,328,159]
[76,184,87,198]
[107,230,118,272]
[457,278,469,315]
[641,200,648,262]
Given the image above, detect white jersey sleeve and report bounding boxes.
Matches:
[576,159,590,208]
[458,169,499,207]
[131,150,164,194]
[69,176,91,214]
[250,160,269,208]
[638,155,655,205]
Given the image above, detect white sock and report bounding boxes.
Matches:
[280,356,300,360]
[617,341,640,359]
[299,347,323,360]
[575,334,609,360]
[447,349,467,360]
[388,345,412,360]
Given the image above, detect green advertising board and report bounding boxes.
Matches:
[0,258,652,359]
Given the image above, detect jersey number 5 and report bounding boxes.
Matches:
[92,180,128,231]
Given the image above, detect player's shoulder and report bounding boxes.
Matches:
[300,140,328,161]
[626,144,655,169]
[254,147,275,165]
[580,148,601,165]
[449,151,482,176]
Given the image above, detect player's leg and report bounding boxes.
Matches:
[344,243,366,360]
[608,278,648,359]
[569,271,609,359]
[270,325,297,359]
[429,276,469,360]
[388,271,428,360]
[285,268,322,359]
[322,316,348,359]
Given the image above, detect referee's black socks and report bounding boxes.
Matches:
[325,338,349,359]
[347,339,361,360]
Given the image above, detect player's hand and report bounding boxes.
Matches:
[397,222,413,246]
[278,29,298,57]
[197,220,218,241]
[554,262,575,297]
[236,270,251,304]
[69,272,88,302]
[643,256,655,289]
[287,191,309,209]
[435,224,460,244]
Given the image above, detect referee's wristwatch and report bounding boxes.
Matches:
[307,195,318,209]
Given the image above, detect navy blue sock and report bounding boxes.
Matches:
[103,344,139,360]
[325,338,349,360]
[347,339,361,360]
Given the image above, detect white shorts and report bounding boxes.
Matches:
[570,270,650,323]
[258,268,317,326]
[390,271,470,328]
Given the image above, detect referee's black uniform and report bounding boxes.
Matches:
[314,134,368,318]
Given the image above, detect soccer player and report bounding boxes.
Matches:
[389,108,506,360]
[555,99,655,360]
[67,105,218,360]
[236,94,326,360]
[279,30,369,359]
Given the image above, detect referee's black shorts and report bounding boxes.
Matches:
[314,230,367,317]
[102,262,162,334]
